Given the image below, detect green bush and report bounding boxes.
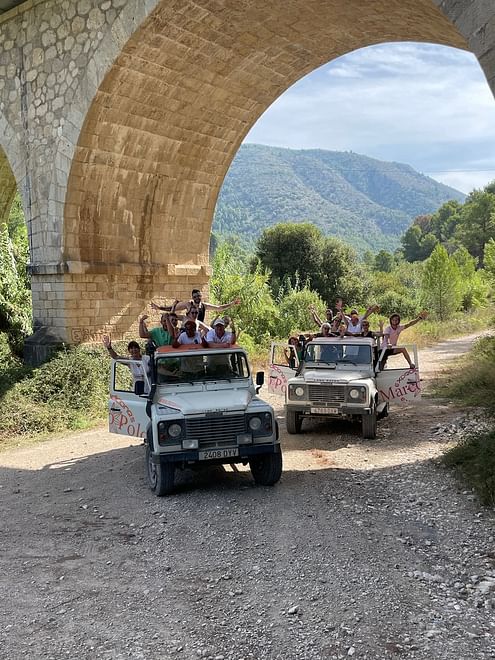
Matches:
[0,344,110,439]
[432,335,495,409]
[443,432,495,506]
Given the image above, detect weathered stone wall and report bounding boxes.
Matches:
[0,0,493,352]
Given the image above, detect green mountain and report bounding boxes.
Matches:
[213,144,465,253]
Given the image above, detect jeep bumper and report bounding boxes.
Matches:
[150,442,281,464]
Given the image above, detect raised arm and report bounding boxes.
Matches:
[171,300,190,313]
[151,300,177,312]
[309,304,323,328]
[362,304,380,321]
[198,319,211,335]
[102,335,123,360]
[203,297,241,312]
[138,315,151,339]
[163,313,177,339]
[403,311,428,331]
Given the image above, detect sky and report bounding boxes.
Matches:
[244,43,495,195]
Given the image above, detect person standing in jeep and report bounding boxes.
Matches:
[171,289,241,324]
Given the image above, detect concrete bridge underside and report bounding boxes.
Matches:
[0,0,493,353]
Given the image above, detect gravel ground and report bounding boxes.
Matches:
[0,333,494,659]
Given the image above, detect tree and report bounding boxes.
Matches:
[373,250,395,273]
[420,244,462,320]
[429,200,462,243]
[456,189,495,265]
[254,222,324,293]
[484,238,495,283]
[316,236,361,304]
[275,280,325,338]
[0,193,31,354]
[452,246,489,310]
[401,222,438,262]
[210,240,278,343]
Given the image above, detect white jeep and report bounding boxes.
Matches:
[269,337,420,439]
[108,344,282,495]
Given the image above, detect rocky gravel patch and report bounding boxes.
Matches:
[0,333,494,659]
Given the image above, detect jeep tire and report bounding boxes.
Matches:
[362,410,377,440]
[249,451,283,486]
[146,444,175,496]
[286,409,302,434]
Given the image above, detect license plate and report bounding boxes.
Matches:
[198,448,239,460]
[311,407,339,414]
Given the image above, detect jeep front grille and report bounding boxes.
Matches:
[185,414,246,449]
[308,385,345,404]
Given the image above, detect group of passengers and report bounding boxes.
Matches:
[102,288,428,393]
[285,299,427,370]
[102,289,241,391]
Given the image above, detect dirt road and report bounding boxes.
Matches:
[1,333,494,659]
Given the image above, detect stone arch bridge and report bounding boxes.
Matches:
[0,0,493,360]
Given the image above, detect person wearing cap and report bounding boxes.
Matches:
[203,318,237,346]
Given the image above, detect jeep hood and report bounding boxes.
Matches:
[300,369,373,384]
[157,389,252,415]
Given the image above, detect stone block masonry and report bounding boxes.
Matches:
[0,0,493,362]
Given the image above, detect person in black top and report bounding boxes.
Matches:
[152,289,240,325]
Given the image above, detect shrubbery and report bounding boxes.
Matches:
[0,340,109,438]
[443,432,495,506]
[433,335,495,505]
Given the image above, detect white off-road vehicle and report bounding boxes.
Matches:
[269,337,420,439]
[108,344,282,495]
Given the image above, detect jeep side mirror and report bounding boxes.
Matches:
[255,371,264,392]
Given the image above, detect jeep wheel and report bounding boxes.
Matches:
[145,444,175,496]
[362,411,377,440]
[249,451,283,486]
[286,410,302,434]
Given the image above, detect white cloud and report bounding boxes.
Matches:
[244,43,495,194]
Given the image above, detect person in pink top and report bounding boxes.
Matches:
[378,311,428,371]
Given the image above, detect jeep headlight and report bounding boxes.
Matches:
[158,420,184,445]
[346,386,366,403]
[289,384,306,400]
[248,416,262,431]
[246,412,273,437]
[168,423,182,438]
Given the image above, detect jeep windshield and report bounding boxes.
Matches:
[155,351,250,384]
[304,342,372,366]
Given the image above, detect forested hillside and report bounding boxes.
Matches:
[213,144,465,253]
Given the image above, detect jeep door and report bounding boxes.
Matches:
[376,345,421,404]
[109,359,150,438]
[268,342,299,396]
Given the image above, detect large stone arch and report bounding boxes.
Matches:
[0,147,17,226]
[0,110,30,240]
[57,1,495,342]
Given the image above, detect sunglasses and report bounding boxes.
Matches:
[190,310,199,315]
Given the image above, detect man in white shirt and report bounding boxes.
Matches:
[345,305,380,335]
[173,320,202,346]
[203,318,236,346]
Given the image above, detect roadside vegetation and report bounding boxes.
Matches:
[1,180,494,445]
[433,335,495,506]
